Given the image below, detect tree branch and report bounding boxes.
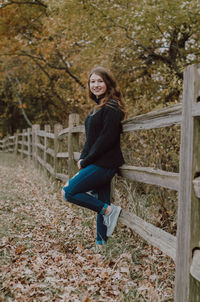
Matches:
[5,69,32,127]
[0,0,47,9]
[19,51,86,89]
[56,50,86,89]
[88,3,183,79]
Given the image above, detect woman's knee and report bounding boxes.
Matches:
[61,187,66,199]
[61,181,72,201]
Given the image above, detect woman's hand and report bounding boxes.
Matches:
[77,159,83,170]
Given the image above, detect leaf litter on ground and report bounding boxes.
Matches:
[0,154,175,301]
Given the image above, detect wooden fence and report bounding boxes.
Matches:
[0,64,200,301]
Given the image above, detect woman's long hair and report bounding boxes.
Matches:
[88,66,126,119]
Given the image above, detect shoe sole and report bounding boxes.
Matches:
[106,206,121,237]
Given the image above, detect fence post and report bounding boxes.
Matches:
[14,130,19,156]
[21,129,26,158]
[44,124,51,165]
[3,137,6,152]
[32,124,40,165]
[68,114,80,179]
[8,135,11,152]
[5,135,9,152]
[27,128,31,161]
[2,138,5,151]
[175,64,200,301]
[54,124,63,179]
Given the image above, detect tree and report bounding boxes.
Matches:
[0,0,200,135]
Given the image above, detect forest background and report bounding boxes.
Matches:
[1,0,200,230]
[1,0,200,135]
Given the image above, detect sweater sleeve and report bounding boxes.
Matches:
[79,140,89,160]
[80,105,122,168]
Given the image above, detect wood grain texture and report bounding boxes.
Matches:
[119,165,179,191]
[122,104,182,132]
[56,152,69,158]
[175,64,200,302]
[68,114,80,179]
[190,250,200,282]
[119,210,176,260]
[56,173,68,182]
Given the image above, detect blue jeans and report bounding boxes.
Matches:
[62,164,116,244]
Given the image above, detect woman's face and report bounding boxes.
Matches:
[89,73,107,98]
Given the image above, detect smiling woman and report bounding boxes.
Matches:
[89,73,107,97]
[62,66,126,250]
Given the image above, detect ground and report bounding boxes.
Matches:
[0,153,175,301]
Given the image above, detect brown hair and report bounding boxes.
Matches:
[88,66,126,119]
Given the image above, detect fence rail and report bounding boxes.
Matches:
[1,64,200,302]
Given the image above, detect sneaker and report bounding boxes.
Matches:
[103,204,121,237]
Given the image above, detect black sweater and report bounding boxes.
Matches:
[80,99,125,169]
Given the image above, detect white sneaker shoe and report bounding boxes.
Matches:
[103,204,121,237]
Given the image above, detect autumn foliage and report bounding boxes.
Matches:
[0,0,200,135]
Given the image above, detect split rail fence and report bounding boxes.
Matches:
[1,64,200,301]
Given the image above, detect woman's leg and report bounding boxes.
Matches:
[62,164,115,214]
[96,182,111,245]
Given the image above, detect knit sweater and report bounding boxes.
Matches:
[80,99,125,169]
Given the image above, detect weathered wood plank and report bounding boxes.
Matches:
[54,124,63,178]
[190,249,200,282]
[74,152,81,161]
[192,177,200,198]
[21,129,26,159]
[68,114,80,178]
[45,132,55,139]
[119,210,176,260]
[56,173,68,182]
[192,102,200,117]
[36,154,44,167]
[46,148,55,157]
[71,125,85,133]
[36,143,45,151]
[36,155,54,175]
[58,125,84,138]
[22,150,29,155]
[32,124,40,165]
[44,125,51,170]
[56,152,69,158]
[20,141,28,146]
[45,162,54,175]
[119,165,179,191]
[122,104,182,132]
[58,127,69,138]
[19,132,28,137]
[175,64,200,302]
[27,128,31,161]
[35,130,46,137]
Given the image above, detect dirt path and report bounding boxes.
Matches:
[0,153,174,301]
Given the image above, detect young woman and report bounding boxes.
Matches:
[62,66,126,249]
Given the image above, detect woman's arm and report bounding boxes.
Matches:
[79,141,89,160]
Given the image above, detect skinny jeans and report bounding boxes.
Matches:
[62,164,116,244]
